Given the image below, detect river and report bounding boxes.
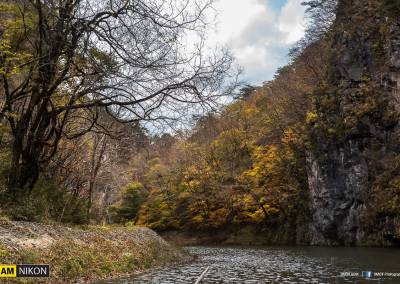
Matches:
[96,246,400,283]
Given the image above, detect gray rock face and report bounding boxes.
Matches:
[307,1,400,245]
[307,144,368,245]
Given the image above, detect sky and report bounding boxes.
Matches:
[207,0,307,85]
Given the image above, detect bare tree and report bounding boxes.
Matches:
[0,0,237,197]
[86,131,108,222]
[291,0,337,58]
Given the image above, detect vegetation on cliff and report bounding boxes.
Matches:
[306,0,400,245]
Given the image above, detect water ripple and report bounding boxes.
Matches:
[97,246,400,284]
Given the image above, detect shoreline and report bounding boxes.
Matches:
[0,219,191,283]
[161,228,400,248]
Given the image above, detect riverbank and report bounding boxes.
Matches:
[161,225,302,247]
[161,225,400,247]
[0,218,191,283]
[161,231,286,247]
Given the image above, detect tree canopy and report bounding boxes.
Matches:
[0,0,236,194]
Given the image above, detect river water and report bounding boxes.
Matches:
[97,246,400,283]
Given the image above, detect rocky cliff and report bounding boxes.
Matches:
[307,0,400,246]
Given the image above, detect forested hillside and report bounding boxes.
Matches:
[111,0,400,246]
[1,0,400,247]
[111,43,326,243]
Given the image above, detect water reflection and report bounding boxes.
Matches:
[95,246,400,283]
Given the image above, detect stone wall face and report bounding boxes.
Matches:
[307,0,400,245]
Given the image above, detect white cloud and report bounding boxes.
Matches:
[203,0,306,84]
[210,0,268,44]
[278,0,307,44]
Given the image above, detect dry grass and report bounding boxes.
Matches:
[0,220,190,283]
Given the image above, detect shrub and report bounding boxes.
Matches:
[4,176,87,224]
[384,0,400,10]
[109,182,148,223]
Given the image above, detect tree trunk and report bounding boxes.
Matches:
[86,134,108,223]
[8,141,40,200]
[7,102,58,199]
[87,182,93,224]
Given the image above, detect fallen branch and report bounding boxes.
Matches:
[194,266,210,284]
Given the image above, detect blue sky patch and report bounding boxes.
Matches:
[268,0,288,11]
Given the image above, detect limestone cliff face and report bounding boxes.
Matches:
[307,0,400,245]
